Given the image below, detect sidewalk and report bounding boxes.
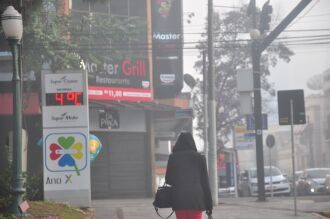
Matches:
[91,197,330,219]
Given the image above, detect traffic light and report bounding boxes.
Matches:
[259,0,273,34]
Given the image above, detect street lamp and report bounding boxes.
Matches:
[1,6,24,215]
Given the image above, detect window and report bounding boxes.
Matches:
[92,0,110,14]
[110,0,128,16]
[129,0,146,17]
[307,169,330,179]
[72,0,90,11]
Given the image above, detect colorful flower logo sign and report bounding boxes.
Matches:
[40,133,103,162]
[89,134,103,162]
[45,133,88,176]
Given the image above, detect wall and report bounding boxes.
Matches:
[89,108,146,132]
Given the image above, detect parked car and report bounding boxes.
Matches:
[287,170,303,195]
[324,174,330,195]
[238,166,290,197]
[296,168,330,195]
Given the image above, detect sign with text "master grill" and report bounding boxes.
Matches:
[87,59,152,102]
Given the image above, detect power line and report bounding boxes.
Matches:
[28,34,330,51]
[182,28,330,35]
[301,13,330,18]
[24,40,330,52]
[285,28,330,32]
[273,12,330,22]
[288,0,320,28]
[213,5,240,9]
[272,18,330,25]
[69,29,330,40]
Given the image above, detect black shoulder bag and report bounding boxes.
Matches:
[153,183,174,219]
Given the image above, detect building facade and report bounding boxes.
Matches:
[0,0,190,200]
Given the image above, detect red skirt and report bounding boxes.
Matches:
[175,210,202,219]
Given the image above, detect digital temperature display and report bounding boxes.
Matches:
[45,92,84,106]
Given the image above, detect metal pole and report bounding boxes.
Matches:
[233,150,238,198]
[260,0,313,52]
[207,0,218,205]
[251,0,266,202]
[269,149,273,197]
[202,50,208,166]
[290,100,297,216]
[9,39,25,215]
[253,39,266,202]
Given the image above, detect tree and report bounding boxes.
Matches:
[193,7,294,149]
[1,0,146,77]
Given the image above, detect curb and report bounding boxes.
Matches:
[220,201,325,214]
[83,208,95,219]
[312,213,330,219]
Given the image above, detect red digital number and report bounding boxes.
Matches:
[67,92,82,105]
[66,92,75,103]
[75,92,82,105]
[55,93,64,105]
[48,92,83,106]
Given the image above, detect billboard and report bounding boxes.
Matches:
[151,0,183,98]
[87,59,152,102]
[234,126,255,150]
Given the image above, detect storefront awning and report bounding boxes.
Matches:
[89,92,191,111]
[89,97,189,112]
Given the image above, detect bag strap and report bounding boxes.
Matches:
[154,207,174,219]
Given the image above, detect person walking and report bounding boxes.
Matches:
[165,132,213,219]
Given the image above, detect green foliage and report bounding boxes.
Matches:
[0,214,17,219]
[0,145,13,214]
[23,2,81,74]
[0,169,12,213]
[0,148,43,214]
[193,6,294,147]
[25,172,43,201]
[1,0,147,87]
[20,0,147,77]
[70,13,147,64]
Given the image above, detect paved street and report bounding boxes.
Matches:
[91,196,330,219]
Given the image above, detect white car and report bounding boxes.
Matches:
[238,166,290,197]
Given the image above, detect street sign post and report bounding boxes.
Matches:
[277,89,306,216]
[266,134,275,148]
[266,134,275,197]
[246,114,268,130]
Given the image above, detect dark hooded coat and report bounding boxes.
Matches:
[165,132,213,211]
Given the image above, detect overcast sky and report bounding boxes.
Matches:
[182,0,330,148]
[182,0,330,95]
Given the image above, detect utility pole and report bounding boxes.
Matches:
[251,0,266,201]
[202,50,209,166]
[250,0,312,202]
[207,0,218,205]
